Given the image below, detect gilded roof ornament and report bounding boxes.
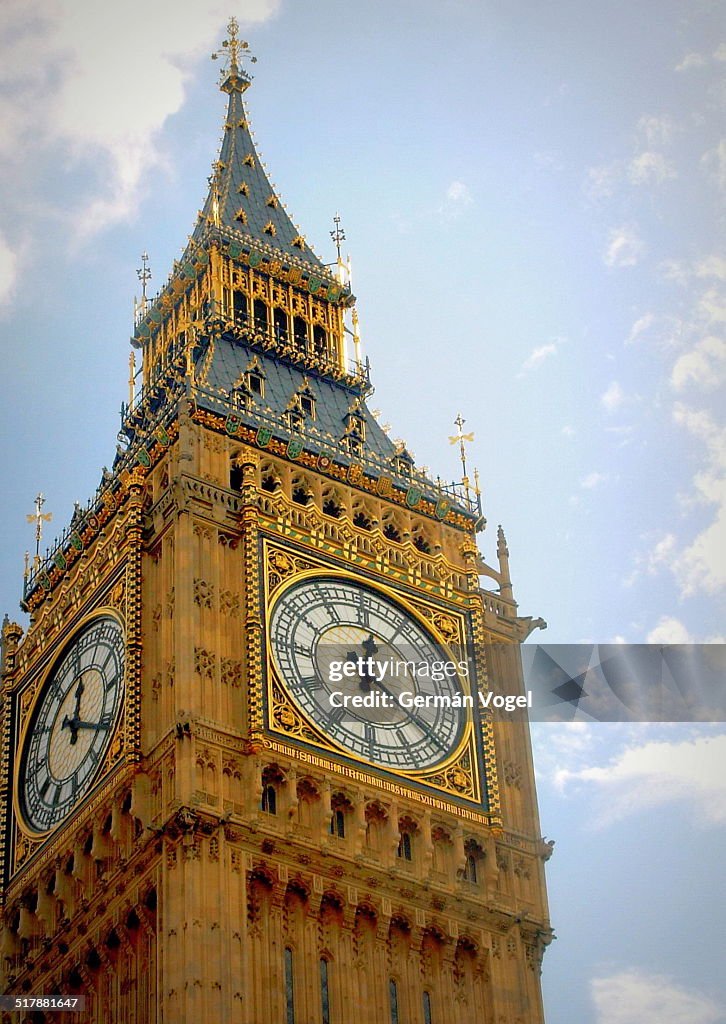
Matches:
[212,17,257,93]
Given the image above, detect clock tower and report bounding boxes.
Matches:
[0,20,552,1024]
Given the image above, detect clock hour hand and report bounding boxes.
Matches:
[62,679,86,745]
[347,634,379,692]
[72,720,110,732]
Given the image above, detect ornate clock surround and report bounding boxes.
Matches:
[262,536,496,814]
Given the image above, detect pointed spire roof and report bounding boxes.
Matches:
[190,21,327,274]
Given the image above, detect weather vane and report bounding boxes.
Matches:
[330,213,346,261]
[135,251,151,321]
[211,17,257,78]
[449,413,475,499]
[26,493,52,571]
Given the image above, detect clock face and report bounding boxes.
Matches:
[269,577,465,770]
[19,616,125,833]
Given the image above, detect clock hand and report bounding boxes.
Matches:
[73,678,84,717]
[347,634,379,692]
[71,720,111,731]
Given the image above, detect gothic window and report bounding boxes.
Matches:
[322,486,343,518]
[300,393,315,417]
[313,324,327,355]
[397,831,412,861]
[320,959,331,1024]
[463,839,483,884]
[383,522,402,542]
[246,358,266,398]
[291,485,309,505]
[397,817,417,862]
[260,461,281,492]
[293,315,308,350]
[389,979,400,1024]
[423,991,433,1024]
[233,289,248,324]
[284,947,295,1024]
[347,434,364,459]
[261,784,277,814]
[353,510,371,530]
[286,406,305,432]
[329,808,345,838]
[274,307,289,344]
[253,298,269,335]
[393,448,414,477]
[413,531,432,554]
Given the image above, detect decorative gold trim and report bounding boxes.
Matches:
[12,607,128,842]
[262,539,482,805]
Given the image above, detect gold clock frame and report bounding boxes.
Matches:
[262,538,484,806]
[12,608,128,842]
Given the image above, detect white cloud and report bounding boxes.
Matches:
[604,225,645,268]
[715,43,726,62]
[557,734,726,826]
[694,256,726,281]
[671,403,726,596]
[439,180,473,219]
[626,312,655,344]
[646,615,693,643]
[675,51,708,72]
[636,114,676,147]
[0,232,18,306]
[581,471,608,489]
[585,162,621,199]
[628,151,677,185]
[592,969,725,1024]
[520,341,559,373]
[0,0,280,236]
[671,335,726,390]
[601,380,626,411]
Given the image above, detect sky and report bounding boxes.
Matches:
[0,1,724,1021]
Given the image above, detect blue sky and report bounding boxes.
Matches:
[0,2,724,1021]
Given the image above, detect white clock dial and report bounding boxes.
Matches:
[19,616,125,833]
[269,577,465,769]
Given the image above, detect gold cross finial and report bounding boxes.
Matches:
[26,493,53,569]
[331,213,346,261]
[448,413,475,499]
[212,18,257,83]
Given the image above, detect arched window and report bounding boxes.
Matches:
[329,808,345,838]
[293,316,308,350]
[313,324,327,355]
[320,958,331,1024]
[233,289,248,324]
[423,991,433,1024]
[464,853,478,883]
[389,979,400,1024]
[397,831,412,861]
[261,784,277,815]
[284,947,295,1024]
[253,298,269,335]
[274,307,289,344]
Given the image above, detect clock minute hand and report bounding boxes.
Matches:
[72,720,110,732]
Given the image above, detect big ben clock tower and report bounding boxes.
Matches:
[0,20,552,1024]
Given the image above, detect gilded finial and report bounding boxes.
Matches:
[448,413,475,499]
[128,350,136,407]
[26,493,52,570]
[331,213,345,261]
[352,306,362,370]
[212,18,257,92]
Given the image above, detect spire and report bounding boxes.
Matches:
[192,21,327,273]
